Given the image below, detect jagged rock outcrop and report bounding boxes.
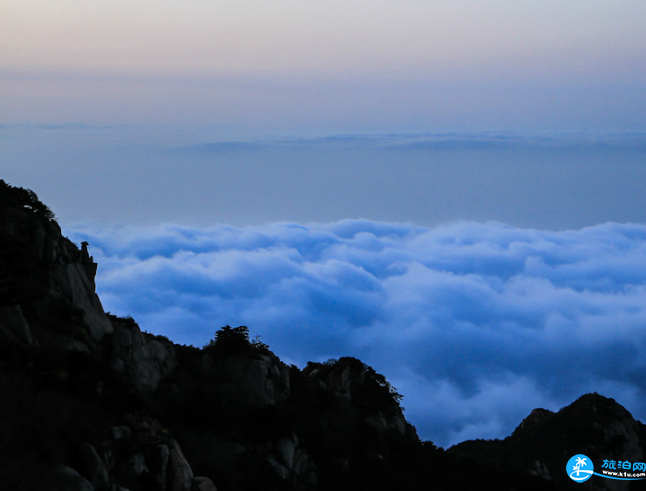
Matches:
[110,315,178,396]
[72,418,217,491]
[512,407,555,437]
[199,351,291,408]
[449,393,646,490]
[0,184,112,353]
[0,181,429,491]
[304,357,415,439]
[266,433,318,486]
[0,182,213,491]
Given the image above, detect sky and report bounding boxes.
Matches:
[2,0,646,131]
[2,0,646,447]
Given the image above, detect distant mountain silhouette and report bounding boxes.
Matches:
[0,179,641,490]
[450,393,646,490]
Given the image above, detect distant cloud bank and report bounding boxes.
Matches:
[68,220,646,447]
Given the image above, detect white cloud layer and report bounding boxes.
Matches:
[68,220,646,447]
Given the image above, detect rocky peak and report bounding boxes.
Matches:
[197,325,291,407]
[512,407,555,437]
[305,357,398,405]
[303,357,416,439]
[0,181,112,352]
[450,393,646,490]
[108,314,178,397]
[0,181,214,490]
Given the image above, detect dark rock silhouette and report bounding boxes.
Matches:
[450,393,646,490]
[0,180,641,490]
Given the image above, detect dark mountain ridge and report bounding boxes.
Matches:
[449,393,646,490]
[0,180,643,490]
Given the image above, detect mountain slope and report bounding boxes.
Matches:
[449,393,646,490]
[0,180,429,490]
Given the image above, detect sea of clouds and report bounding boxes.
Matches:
[67,219,646,447]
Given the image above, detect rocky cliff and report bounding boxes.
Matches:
[0,185,112,351]
[0,181,426,490]
[0,181,216,491]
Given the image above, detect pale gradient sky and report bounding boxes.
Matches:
[2,0,645,130]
